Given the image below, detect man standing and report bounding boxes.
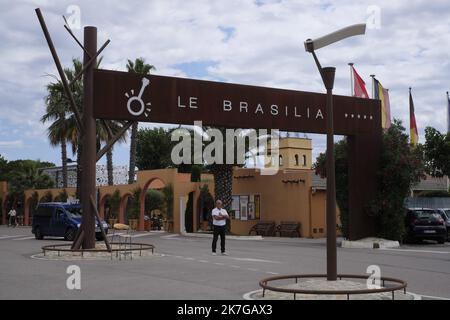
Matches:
[211,200,229,256]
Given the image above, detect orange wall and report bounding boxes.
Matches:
[231,168,312,237]
[309,190,341,238]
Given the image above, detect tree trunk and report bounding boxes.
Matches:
[210,164,234,232]
[107,147,114,186]
[128,121,138,184]
[61,135,68,188]
[211,164,234,210]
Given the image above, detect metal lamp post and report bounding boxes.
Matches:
[304,24,366,281]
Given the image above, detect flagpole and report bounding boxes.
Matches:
[409,87,413,144]
[348,62,354,96]
[370,74,375,99]
[447,91,449,134]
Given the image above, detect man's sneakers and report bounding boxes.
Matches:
[221,252,229,256]
[212,252,217,256]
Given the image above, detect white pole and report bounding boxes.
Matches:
[370,74,376,99]
[348,62,354,96]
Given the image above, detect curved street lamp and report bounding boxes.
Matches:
[304,23,366,281]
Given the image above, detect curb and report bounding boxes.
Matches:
[341,238,400,249]
[182,232,263,240]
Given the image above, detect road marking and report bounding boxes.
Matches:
[228,257,281,264]
[265,271,279,275]
[381,248,450,254]
[230,265,240,268]
[214,262,225,266]
[0,235,26,240]
[130,233,155,238]
[416,293,450,300]
[184,257,194,260]
[161,234,178,239]
[12,236,35,241]
[198,260,209,263]
[246,268,259,272]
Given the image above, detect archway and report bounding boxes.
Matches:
[99,194,111,220]
[1,196,8,225]
[118,193,132,224]
[197,186,214,231]
[139,177,166,231]
[39,193,53,203]
[24,197,32,226]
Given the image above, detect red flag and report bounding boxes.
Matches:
[351,66,369,98]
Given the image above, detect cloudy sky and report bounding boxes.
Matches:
[0,0,449,168]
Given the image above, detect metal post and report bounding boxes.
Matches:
[80,26,97,249]
[348,62,354,97]
[323,67,337,281]
[370,74,376,99]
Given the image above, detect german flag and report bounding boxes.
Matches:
[373,78,391,129]
[409,88,419,146]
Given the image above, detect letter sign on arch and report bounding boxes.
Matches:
[93,68,382,240]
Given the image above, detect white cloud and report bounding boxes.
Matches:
[0,0,449,165]
[0,140,24,148]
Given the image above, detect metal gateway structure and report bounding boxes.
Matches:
[35,9,382,282]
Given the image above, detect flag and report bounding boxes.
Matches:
[373,78,391,129]
[351,66,369,98]
[409,88,419,146]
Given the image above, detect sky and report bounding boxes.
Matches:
[0,0,449,168]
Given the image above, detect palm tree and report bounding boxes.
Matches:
[96,120,127,185]
[41,82,69,188]
[125,57,155,184]
[42,59,83,196]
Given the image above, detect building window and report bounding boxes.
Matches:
[231,194,260,220]
[295,154,299,166]
[279,155,283,166]
[303,155,307,166]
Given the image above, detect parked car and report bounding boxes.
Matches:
[404,208,447,244]
[32,202,108,241]
[436,208,450,241]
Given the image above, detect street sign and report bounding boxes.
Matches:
[93,69,381,135]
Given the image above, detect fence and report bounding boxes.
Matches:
[405,197,450,209]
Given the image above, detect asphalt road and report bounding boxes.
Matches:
[0,226,449,300]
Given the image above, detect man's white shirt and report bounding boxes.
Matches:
[212,208,228,226]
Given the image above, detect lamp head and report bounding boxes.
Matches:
[304,23,366,52]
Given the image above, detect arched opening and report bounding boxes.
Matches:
[118,193,132,224]
[279,155,283,166]
[197,185,214,231]
[2,195,9,225]
[99,194,111,220]
[139,177,167,231]
[303,154,307,167]
[295,154,299,166]
[185,191,194,233]
[39,192,53,203]
[23,192,39,226]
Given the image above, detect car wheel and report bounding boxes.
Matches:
[96,235,104,241]
[438,238,445,244]
[34,227,43,240]
[64,228,76,241]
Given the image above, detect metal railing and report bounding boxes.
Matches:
[259,274,407,300]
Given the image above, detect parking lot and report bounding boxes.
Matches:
[0,225,449,300]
